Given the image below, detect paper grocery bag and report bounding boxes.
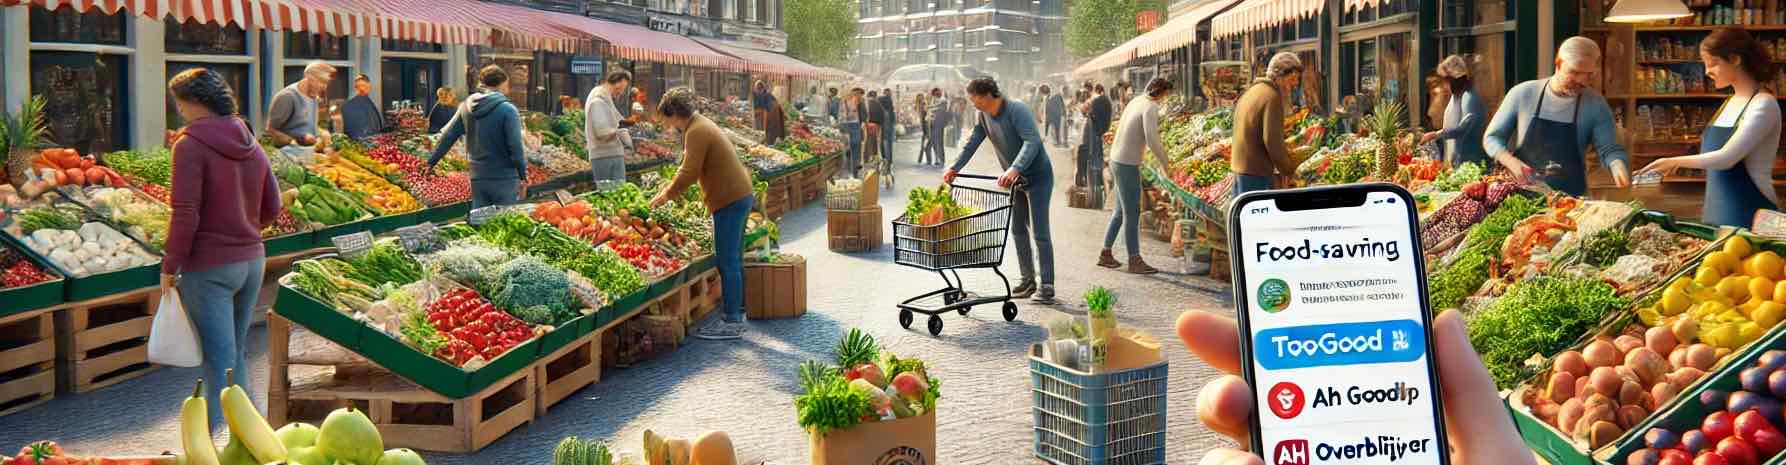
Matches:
[810,411,936,465]
[147,289,202,367]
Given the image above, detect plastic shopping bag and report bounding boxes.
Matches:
[147,289,201,367]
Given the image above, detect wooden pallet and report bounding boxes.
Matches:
[266,313,534,453]
[688,269,720,323]
[534,332,600,416]
[0,310,57,417]
[54,287,160,393]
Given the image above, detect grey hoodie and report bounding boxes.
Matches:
[427,90,528,181]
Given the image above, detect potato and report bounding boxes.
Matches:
[1589,421,1626,448]
[1670,347,1690,369]
[1617,365,1642,384]
[1559,398,1587,433]
[1556,351,1592,378]
[1646,326,1680,356]
[1651,382,1680,409]
[1537,401,1562,422]
[1667,367,1707,387]
[1686,344,1718,370]
[1617,404,1650,429]
[1619,380,1646,406]
[1549,372,1578,403]
[1576,375,1593,399]
[1615,335,1646,353]
[1626,348,1669,385]
[1590,367,1624,398]
[1585,341,1623,367]
[1673,319,1701,344]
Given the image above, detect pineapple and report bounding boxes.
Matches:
[0,96,51,188]
[1367,97,1406,179]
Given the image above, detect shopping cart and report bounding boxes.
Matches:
[892,173,1018,335]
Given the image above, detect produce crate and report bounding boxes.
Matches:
[262,231,316,257]
[534,313,592,357]
[362,211,420,235]
[54,287,161,393]
[6,210,164,301]
[1030,345,1168,465]
[0,234,66,319]
[744,256,806,320]
[647,278,693,327]
[687,269,720,323]
[277,357,535,453]
[533,330,600,416]
[310,219,374,247]
[1598,321,1786,465]
[827,206,884,253]
[274,276,365,352]
[0,310,57,417]
[418,202,472,224]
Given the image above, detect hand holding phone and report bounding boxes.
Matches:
[1177,309,1535,465]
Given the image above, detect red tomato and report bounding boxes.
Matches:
[1736,411,1776,441]
[1707,411,1739,443]
[1752,428,1786,457]
[1694,452,1731,465]
[1717,437,1760,465]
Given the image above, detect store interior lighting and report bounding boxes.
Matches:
[1603,0,1692,23]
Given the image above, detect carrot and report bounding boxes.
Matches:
[65,168,85,186]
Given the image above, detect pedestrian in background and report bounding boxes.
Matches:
[649,87,756,340]
[839,88,867,178]
[1044,85,1065,146]
[1424,55,1489,167]
[925,88,949,166]
[1083,84,1114,201]
[915,91,931,165]
[945,77,1058,304]
[585,70,633,185]
[428,65,529,209]
[1231,52,1303,196]
[764,86,788,145]
[865,90,884,174]
[428,87,457,134]
[162,68,283,430]
[879,88,897,162]
[1100,78,1175,275]
[341,74,385,141]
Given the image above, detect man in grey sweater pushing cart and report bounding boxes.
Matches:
[944,77,1058,304]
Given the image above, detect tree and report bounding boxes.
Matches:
[785,0,857,67]
[1066,0,1163,59]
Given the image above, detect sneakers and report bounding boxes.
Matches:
[1097,250,1122,269]
[693,319,746,340]
[1127,257,1160,275]
[1030,285,1057,304]
[1011,280,1037,299]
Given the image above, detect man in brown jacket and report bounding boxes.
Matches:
[1230,52,1304,196]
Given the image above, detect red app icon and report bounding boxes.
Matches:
[1267,382,1305,419]
[1273,439,1310,465]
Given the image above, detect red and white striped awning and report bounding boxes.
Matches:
[1135,0,1241,57]
[1211,0,1324,39]
[459,0,584,53]
[549,13,746,69]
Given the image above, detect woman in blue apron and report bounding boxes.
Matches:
[1639,29,1781,228]
[1516,79,1590,196]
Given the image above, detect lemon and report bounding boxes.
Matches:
[1705,323,1743,349]
[1752,277,1777,302]
[1699,266,1727,288]
[1740,321,1768,345]
[1706,251,1741,276]
[1638,307,1664,326]
[1720,276,1752,301]
[1662,287,1692,315]
[1749,251,1786,280]
[1728,235,1755,258]
[1757,301,1786,327]
[1742,297,1766,316]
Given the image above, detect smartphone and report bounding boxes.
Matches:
[1227,183,1450,465]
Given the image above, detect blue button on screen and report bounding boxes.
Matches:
[1254,319,1427,370]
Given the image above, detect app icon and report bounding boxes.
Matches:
[1273,440,1310,465]
[1254,319,1428,370]
[1258,278,1291,313]
[1267,382,1305,419]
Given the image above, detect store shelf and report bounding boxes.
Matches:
[1634,25,1786,32]
[1638,59,1701,64]
[1610,93,1733,99]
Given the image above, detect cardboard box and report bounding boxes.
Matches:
[1104,329,1163,372]
[744,256,806,319]
[809,411,937,465]
[827,206,883,252]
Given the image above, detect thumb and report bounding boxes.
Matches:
[1432,310,1534,464]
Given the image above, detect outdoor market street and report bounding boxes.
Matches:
[0,137,1235,464]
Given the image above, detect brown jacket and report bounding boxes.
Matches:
[1230,79,1296,178]
[664,114,754,213]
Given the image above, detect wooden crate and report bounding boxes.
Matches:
[687,269,719,323]
[267,313,534,453]
[533,332,600,416]
[744,256,806,320]
[54,288,160,393]
[0,310,57,417]
[827,206,884,252]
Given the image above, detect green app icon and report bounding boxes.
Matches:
[1258,278,1291,313]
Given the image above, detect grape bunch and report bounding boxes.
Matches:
[1420,197,1487,246]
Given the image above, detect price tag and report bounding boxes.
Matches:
[395,222,438,253]
[554,189,576,205]
[331,231,374,257]
[1754,210,1786,239]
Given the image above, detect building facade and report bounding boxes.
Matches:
[852,0,1067,82]
[585,0,787,99]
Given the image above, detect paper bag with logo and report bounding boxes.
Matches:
[809,411,936,465]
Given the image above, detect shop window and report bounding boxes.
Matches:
[31,52,128,154]
[468,56,537,112]
[1380,33,1410,113]
[166,63,250,131]
[382,38,443,54]
[381,59,442,111]
[164,18,248,55]
[286,32,349,60]
[1358,38,1379,102]
[29,5,126,45]
[1340,41,1357,99]
[1298,49,1325,111]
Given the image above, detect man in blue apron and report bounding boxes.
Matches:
[1483,37,1633,195]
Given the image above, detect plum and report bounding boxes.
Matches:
[1743,366,1771,393]
[1648,428,1683,449]
[1768,369,1786,399]
[1760,350,1786,372]
[1729,391,1784,425]
[1684,429,1713,453]
[1705,390,1732,410]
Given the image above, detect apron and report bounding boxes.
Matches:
[1517,80,1588,196]
[1701,95,1776,228]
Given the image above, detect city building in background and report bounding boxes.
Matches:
[852,0,1068,83]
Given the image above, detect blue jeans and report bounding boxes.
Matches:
[840,123,863,177]
[1233,173,1273,197]
[177,257,266,431]
[1084,137,1105,200]
[881,124,896,166]
[1104,163,1142,256]
[471,177,520,210]
[713,196,754,322]
[1012,175,1055,285]
[590,156,626,185]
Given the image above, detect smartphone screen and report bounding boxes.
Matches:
[1230,186,1449,465]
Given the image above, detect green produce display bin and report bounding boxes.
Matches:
[362,211,419,235]
[535,313,592,355]
[647,275,677,297]
[356,320,541,399]
[262,231,316,256]
[0,233,67,318]
[1601,322,1786,465]
[273,278,365,352]
[311,219,373,245]
[419,202,471,224]
[59,263,159,302]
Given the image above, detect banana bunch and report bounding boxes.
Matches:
[181,371,290,465]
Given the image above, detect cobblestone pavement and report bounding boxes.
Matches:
[0,137,1238,464]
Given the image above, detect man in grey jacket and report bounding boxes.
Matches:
[585,70,634,185]
[265,61,334,147]
[943,77,1058,303]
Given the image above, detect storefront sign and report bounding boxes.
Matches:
[650,14,716,37]
[721,23,788,52]
[571,58,605,75]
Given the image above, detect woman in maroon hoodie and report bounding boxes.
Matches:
[162,68,284,430]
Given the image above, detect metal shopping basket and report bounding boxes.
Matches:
[892,173,1017,335]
